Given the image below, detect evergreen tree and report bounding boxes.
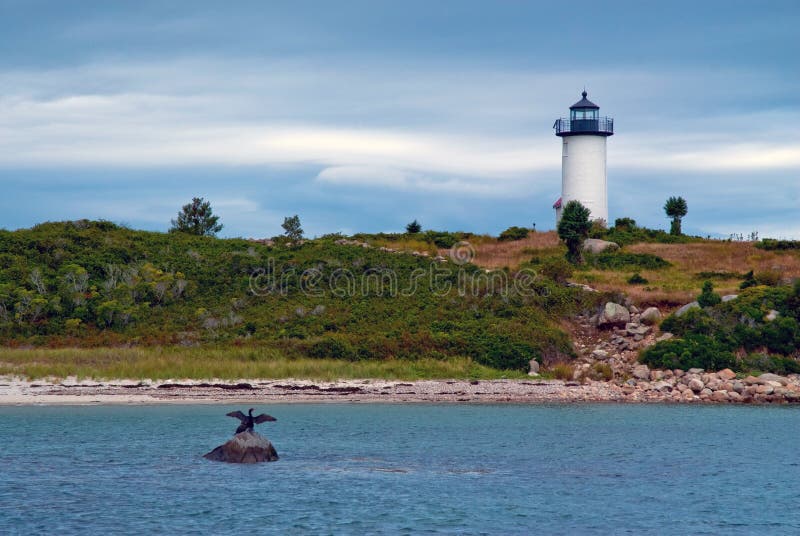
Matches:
[557,200,592,264]
[664,196,688,236]
[697,280,722,307]
[170,197,222,236]
[405,219,422,234]
[282,215,304,243]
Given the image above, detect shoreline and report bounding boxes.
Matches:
[2,375,799,406]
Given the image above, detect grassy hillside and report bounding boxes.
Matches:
[454,230,800,306]
[0,221,600,375]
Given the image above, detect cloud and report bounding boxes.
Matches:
[315,165,526,195]
[0,57,798,237]
[1,59,798,178]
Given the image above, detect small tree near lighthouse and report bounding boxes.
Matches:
[664,196,688,236]
[557,200,592,264]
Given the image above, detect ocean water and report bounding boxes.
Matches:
[1,404,799,535]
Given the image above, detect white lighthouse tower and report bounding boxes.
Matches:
[553,90,614,225]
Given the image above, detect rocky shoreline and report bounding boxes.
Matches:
[3,298,798,406]
[2,372,799,405]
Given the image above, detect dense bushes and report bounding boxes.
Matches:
[498,226,530,242]
[642,284,800,373]
[351,230,475,249]
[0,220,584,372]
[739,353,800,375]
[756,239,800,251]
[640,334,736,371]
[584,252,670,270]
[536,256,574,284]
[697,281,721,307]
[594,219,700,247]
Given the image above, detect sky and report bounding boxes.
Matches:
[1,0,798,238]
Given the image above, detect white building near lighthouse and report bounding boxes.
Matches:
[553,91,614,225]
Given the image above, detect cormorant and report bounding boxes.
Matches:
[226,408,277,434]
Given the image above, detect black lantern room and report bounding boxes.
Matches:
[554,91,613,137]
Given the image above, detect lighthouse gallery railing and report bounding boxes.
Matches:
[553,117,614,135]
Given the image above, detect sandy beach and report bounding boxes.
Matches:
[0,376,634,405]
[3,373,799,405]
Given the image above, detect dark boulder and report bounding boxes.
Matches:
[204,431,279,463]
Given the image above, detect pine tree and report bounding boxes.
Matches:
[664,196,688,236]
[170,197,222,236]
[557,200,592,264]
[405,219,422,234]
[282,215,304,243]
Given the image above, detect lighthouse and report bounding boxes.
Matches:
[553,90,614,225]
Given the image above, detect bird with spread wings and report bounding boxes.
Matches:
[226,408,277,434]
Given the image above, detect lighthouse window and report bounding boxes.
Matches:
[571,109,599,120]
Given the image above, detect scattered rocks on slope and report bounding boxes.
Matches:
[632,365,650,380]
[640,307,662,325]
[675,301,700,317]
[597,302,630,328]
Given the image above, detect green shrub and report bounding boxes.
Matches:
[470,334,536,371]
[614,217,637,230]
[498,226,530,242]
[740,353,800,375]
[651,285,800,373]
[538,256,574,284]
[660,307,718,336]
[756,239,800,251]
[308,337,356,360]
[422,231,460,248]
[740,270,757,290]
[760,317,800,355]
[696,271,742,280]
[627,273,648,285]
[585,252,670,270]
[599,224,700,247]
[755,270,782,287]
[697,281,722,307]
[640,334,736,371]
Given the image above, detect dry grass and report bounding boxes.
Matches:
[0,347,526,381]
[576,242,800,305]
[627,242,800,277]
[447,231,562,269]
[369,237,439,256]
[444,232,800,306]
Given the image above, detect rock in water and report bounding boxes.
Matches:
[204,431,279,463]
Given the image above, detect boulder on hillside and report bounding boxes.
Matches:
[632,365,650,380]
[718,369,737,381]
[204,431,279,463]
[597,302,630,328]
[582,238,620,254]
[675,301,700,317]
[640,307,662,325]
[757,373,789,386]
[721,294,738,302]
